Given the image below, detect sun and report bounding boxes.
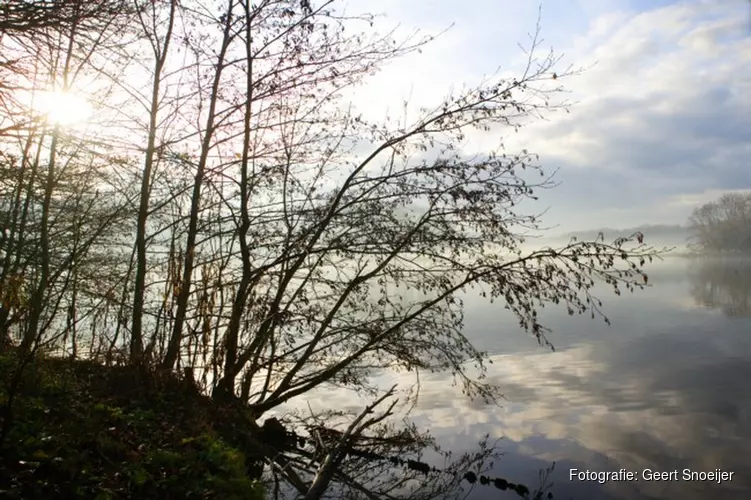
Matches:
[34,90,92,126]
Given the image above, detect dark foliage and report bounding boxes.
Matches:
[0,349,265,499]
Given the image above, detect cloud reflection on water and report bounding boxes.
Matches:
[408,259,751,499]
[286,258,751,499]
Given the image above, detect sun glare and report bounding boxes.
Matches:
[34,90,92,126]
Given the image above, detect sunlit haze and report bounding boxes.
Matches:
[34,90,92,127]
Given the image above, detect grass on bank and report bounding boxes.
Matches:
[0,349,266,499]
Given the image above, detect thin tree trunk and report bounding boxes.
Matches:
[130,0,177,365]
[21,13,79,352]
[163,0,235,370]
[217,0,257,398]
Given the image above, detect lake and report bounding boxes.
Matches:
[294,256,751,499]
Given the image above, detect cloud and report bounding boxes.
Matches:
[502,2,751,230]
[343,0,751,231]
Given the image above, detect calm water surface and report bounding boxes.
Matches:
[299,257,751,499]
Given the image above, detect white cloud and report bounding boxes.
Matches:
[341,0,751,232]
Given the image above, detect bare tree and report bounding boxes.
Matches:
[0,0,126,34]
[130,0,180,364]
[688,193,751,254]
[1,1,666,497]
[0,0,137,354]
[0,0,140,446]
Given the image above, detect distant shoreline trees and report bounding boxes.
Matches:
[688,193,751,254]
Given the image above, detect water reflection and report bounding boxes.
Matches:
[299,258,751,499]
[437,258,751,499]
[688,257,751,316]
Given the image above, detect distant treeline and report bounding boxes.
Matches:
[687,193,751,254]
[558,193,751,255]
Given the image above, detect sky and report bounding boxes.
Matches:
[343,0,751,232]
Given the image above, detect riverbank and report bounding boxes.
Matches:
[0,350,265,499]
